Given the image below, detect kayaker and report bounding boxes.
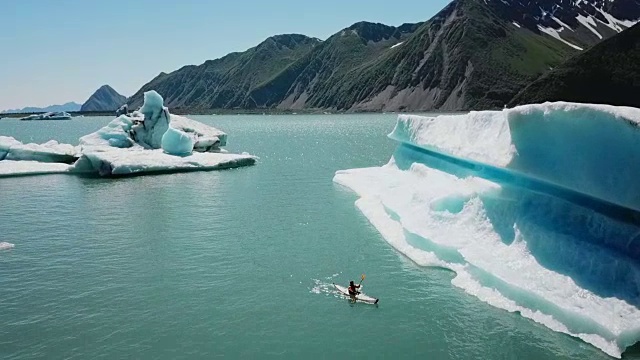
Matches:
[348,280,361,296]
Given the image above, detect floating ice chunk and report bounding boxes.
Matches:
[0,242,14,250]
[0,136,77,163]
[80,92,227,153]
[0,160,70,177]
[171,114,227,149]
[2,89,253,178]
[161,126,194,155]
[72,148,256,176]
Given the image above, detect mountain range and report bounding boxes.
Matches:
[1,102,81,114]
[3,85,126,114]
[5,1,639,114]
[125,0,639,111]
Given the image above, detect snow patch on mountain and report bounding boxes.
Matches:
[487,0,640,50]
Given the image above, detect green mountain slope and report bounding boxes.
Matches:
[247,22,421,109]
[127,34,321,109]
[251,0,577,111]
[509,23,640,107]
[126,0,638,112]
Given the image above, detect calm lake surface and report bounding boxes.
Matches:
[0,115,635,359]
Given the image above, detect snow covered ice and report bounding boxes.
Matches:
[0,90,255,177]
[72,149,255,176]
[0,160,71,177]
[0,136,77,164]
[390,102,640,212]
[334,102,640,358]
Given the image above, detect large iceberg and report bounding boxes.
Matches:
[0,90,255,177]
[334,102,640,358]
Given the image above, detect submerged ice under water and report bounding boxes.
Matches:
[334,102,640,358]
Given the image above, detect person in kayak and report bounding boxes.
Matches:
[348,280,361,297]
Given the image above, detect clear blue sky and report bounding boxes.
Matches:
[0,0,451,111]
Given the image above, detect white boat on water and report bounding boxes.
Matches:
[21,111,72,120]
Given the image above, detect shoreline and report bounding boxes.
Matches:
[0,108,469,119]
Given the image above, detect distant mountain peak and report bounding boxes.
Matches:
[96,84,115,91]
[343,21,402,43]
[81,85,126,112]
[256,34,321,52]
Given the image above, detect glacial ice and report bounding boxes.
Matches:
[161,126,194,156]
[0,160,71,177]
[134,90,170,149]
[72,149,255,176]
[334,102,640,358]
[0,136,77,163]
[0,90,254,177]
[391,102,640,212]
[78,115,137,149]
[79,92,227,153]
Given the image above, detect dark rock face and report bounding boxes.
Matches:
[81,85,127,112]
[510,23,640,107]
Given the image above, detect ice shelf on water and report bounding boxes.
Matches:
[334,102,640,358]
[0,90,254,177]
[0,160,71,177]
[0,136,78,164]
[72,149,256,176]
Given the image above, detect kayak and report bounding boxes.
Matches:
[333,283,379,304]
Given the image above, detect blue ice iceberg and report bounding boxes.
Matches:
[161,126,194,156]
[79,91,227,153]
[134,90,170,149]
[334,102,640,358]
[0,90,255,177]
[390,102,640,212]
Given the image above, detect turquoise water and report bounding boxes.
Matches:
[0,115,635,359]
